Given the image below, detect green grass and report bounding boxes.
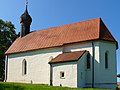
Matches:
[0,82,117,90]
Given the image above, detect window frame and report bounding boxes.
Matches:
[22,59,27,75]
[105,51,108,69]
[60,71,65,79]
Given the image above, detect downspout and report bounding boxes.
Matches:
[4,55,8,82]
[92,42,95,88]
[50,63,53,86]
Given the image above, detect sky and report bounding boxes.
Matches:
[0,0,120,81]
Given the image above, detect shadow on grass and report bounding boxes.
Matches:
[0,83,25,90]
[0,82,119,90]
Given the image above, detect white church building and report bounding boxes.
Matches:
[5,5,118,89]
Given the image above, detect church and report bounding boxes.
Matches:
[5,3,118,89]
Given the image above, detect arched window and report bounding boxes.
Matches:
[87,53,90,69]
[22,59,27,75]
[105,52,108,69]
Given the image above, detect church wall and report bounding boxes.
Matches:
[7,47,63,84]
[63,41,100,86]
[63,41,117,88]
[6,40,117,88]
[52,62,77,88]
[97,41,117,88]
[77,51,88,87]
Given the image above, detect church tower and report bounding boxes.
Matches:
[20,0,32,37]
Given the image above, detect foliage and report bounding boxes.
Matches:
[0,19,18,81]
[117,74,120,78]
[0,82,112,90]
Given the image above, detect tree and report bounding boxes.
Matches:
[0,19,18,81]
[117,74,120,78]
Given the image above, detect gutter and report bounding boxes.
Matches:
[50,64,53,86]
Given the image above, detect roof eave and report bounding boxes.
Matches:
[5,39,118,55]
[48,59,78,64]
[49,50,87,64]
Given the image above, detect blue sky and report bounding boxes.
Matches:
[0,0,120,81]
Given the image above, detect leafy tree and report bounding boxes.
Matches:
[117,74,120,78]
[0,19,18,81]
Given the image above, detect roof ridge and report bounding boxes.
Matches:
[32,17,101,32]
[22,17,101,39]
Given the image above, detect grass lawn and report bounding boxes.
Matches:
[0,82,118,90]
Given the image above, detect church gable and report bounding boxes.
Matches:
[99,18,116,42]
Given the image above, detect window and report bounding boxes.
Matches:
[105,52,108,69]
[23,59,27,75]
[87,53,90,69]
[60,72,65,78]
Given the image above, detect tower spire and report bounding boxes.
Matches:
[26,0,28,8]
[20,0,32,37]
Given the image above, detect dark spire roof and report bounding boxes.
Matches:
[20,4,32,24]
[20,0,32,37]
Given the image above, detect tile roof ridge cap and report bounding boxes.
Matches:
[31,17,101,32]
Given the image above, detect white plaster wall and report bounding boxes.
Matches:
[52,62,77,88]
[77,52,88,87]
[63,41,100,85]
[7,47,62,84]
[6,40,117,88]
[97,41,117,88]
[52,51,89,88]
[63,41,117,88]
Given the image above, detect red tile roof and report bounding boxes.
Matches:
[5,17,117,54]
[49,51,86,64]
[117,82,120,86]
